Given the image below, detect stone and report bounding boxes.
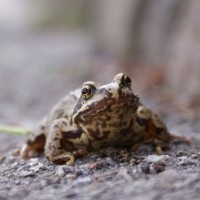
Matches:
[145,155,172,164]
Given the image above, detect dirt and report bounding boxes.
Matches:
[0,131,200,200]
[0,29,200,200]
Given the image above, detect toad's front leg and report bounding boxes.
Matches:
[45,118,87,165]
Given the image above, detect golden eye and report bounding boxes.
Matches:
[81,85,92,99]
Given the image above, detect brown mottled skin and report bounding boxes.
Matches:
[20,73,191,165]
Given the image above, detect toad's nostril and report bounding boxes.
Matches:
[121,75,132,88]
[112,73,132,89]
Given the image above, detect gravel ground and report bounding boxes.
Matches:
[0,130,200,200]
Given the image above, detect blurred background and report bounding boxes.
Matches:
[0,0,199,129]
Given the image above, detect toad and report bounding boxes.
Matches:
[20,73,190,165]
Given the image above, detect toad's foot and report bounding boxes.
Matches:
[49,149,88,165]
[170,134,192,145]
[20,144,41,159]
[131,138,167,155]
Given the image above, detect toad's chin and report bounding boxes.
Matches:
[73,94,138,123]
[76,103,137,124]
[88,96,137,114]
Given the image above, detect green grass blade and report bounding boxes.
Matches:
[0,124,31,135]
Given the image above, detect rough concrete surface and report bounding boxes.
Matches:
[0,132,200,200]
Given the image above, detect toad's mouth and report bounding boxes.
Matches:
[77,95,139,119]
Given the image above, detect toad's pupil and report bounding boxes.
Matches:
[82,87,89,94]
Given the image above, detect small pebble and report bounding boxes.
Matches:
[13,180,21,185]
[145,155,171,164]
[76,170,84,176]
[177,156,196,166]
[29,158,39,166]
[88,162,102,170]
[18,171,35,178]
[65,173,77,180]
[176,151,189,157]
[89,154,100,160]
[56,166,66,177]
[73,177,91,185]
[191,154,199,159]
[152,163,166,174]
[46,166,55,171]
[62,166,74,174]
[0,156,6,164]
[104,157,113,163]
[118,167,133,181]
[5,156,16,164]
[140,163,150,174]
[17,165,30,172]
[11,162,19,169]
[129,158,136,165]
[30,162,45,172]
[65,191,77,198]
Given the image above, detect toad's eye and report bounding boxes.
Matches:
[122,75,132,88]
[81,85,92,99]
